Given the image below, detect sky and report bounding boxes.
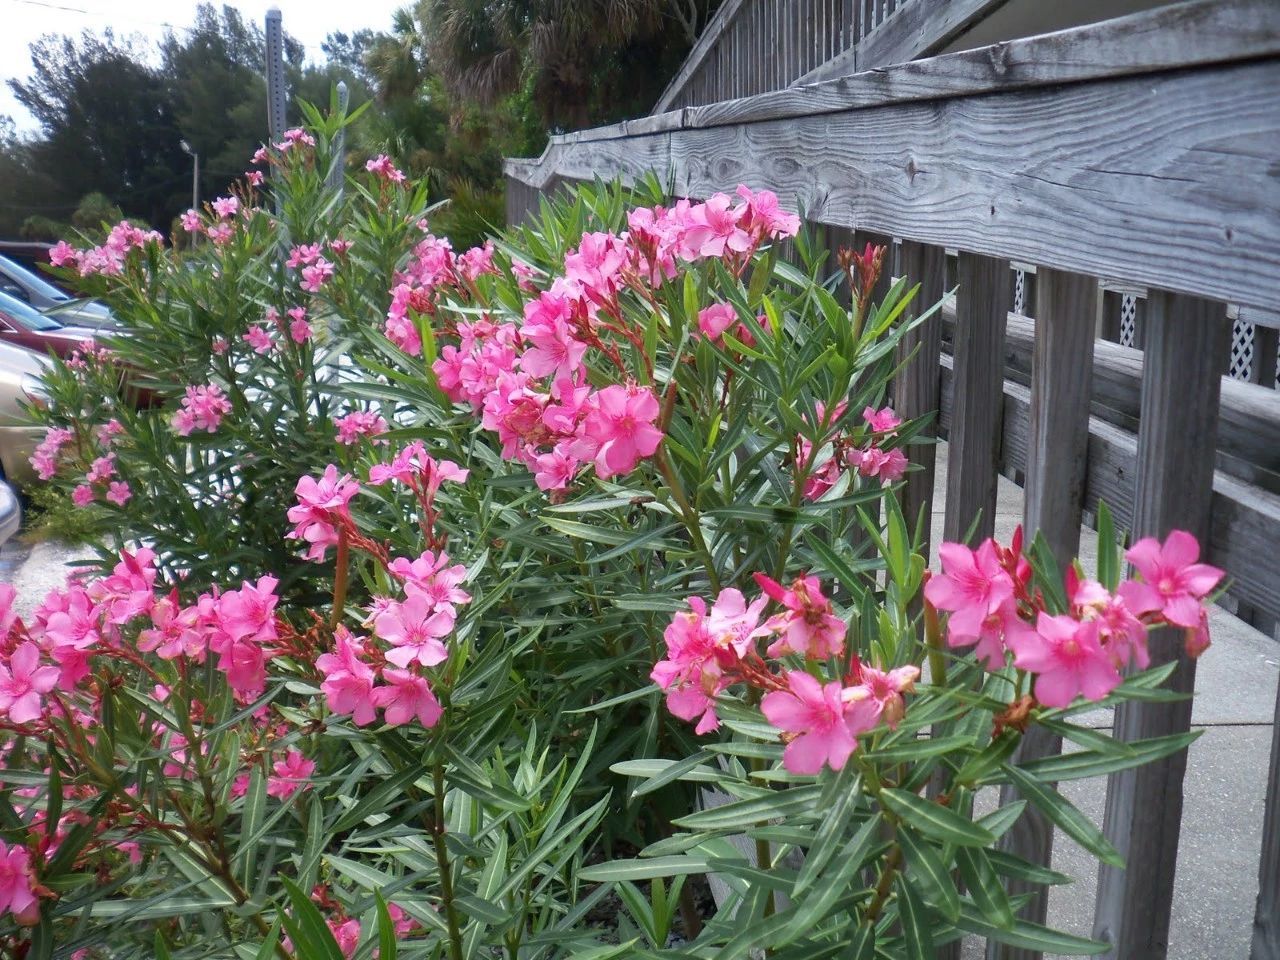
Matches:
[0,0,408,134]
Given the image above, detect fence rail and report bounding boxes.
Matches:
[504,1,1280,957]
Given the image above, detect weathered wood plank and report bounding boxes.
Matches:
[508,55,1280,310]
[856,0,1009,73]
[1092,294,1230,960]
[943,252,1009,544]
[715,0,1280,127]
[971,310,1280,494]
[893,241,946,556]
[989,269,1096,960]
[1253,682,1280,960]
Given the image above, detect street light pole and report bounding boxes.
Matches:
[180,140,199,210]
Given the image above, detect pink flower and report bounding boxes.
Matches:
[532,446,579,491]
[105,481,131,506]
[331,918,361,958]
[1073,576,1149,670]
[853,445,908,484]
[862,405,901,434]
[519,292,586,378]
[1012,613,1122,708]
[30,427,72,480]
[212,196,239,219]
[267,749,316,799]
[71,484,94,507]
[761,671,857,775]
[651,590,763,735]
[735,185,801,240]
[218,576,279,644]
[316,629,377,726]
[334,410,389,445]
[389,551,471,612]
[286,244,322,269]
[180,209,202,233]
[286,465,360,562]
[206,222,234,246]
[372,669,443,727]
[373,595,454,669]
[0,643,59,724]
[172,384,231,436]
[288,306,312,344]
[924,541,1015,643]
[244,325,273,354]
[1121,530,1222,628]
[0,841,37,921]
[843,664,920,734]
[366,154,406,183]
[697,302,738,340]
[681,193,752,260]
[246,170,264,187]
[301,258,335,293]
[754,573,846,659]
[580,384,663,479]
[48,241,79,267]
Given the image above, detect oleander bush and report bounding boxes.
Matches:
[4,111,1223,959]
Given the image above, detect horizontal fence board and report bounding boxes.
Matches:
[943,308,1280,494]
[508,53,1280,310]
[714,0,1280,125]
[938,357,1280,626]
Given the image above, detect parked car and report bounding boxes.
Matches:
[0,480,20,545]
[0,339,52,489]
[0,290,95,359]
[0,253,115,330]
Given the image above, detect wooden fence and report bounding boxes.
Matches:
[504,1,1280,957]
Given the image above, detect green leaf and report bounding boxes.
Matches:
[955,905,1109,954]
[976,800,1028,841]
[897,827,960,921]
[783,813,881,939]
[673,785,822,830]
[578,855,710,882]
[880,788,996,847]
[375,892,398,960]
[1097,500,1120,590]
[895,875,935,959]
[279,877,345,960]
[1001,764,1124,867]
[1014,730,1201,783]
[956,846,1015,930]
[331,761,430,832]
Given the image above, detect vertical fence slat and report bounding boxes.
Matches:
[1254,679,1280,959]
[893,241,946,567]
[1093,293,1229,960]
[988,268,1098,960]
[944,253,1012,544]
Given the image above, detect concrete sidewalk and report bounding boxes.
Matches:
[929,443,1276,959]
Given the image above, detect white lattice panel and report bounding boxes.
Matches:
[1229,318,1254,381]
[1120,294,1137,347]
[1013,270,1026,315]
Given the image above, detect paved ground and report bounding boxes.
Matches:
[1,449,1272,957]
[929,443,1276,959]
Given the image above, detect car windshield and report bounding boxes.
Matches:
[0,254,71,303]
[0,289,63,331]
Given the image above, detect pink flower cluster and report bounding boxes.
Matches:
[799,403,908,500]
[0,839,37,924]
[650,573,920,774]
[334,410,389,445]
[287,465,361,562]
[365,154,406,183]
[315,544,471,730]
[29,427,72,481]
[49,222,163,277]
[925,529,1222,708]
[171,384,232,436]
[286,888,418,958]
[70,452,131,509]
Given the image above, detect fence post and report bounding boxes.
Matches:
[327,80,349,198]
[988,268,1097,960]
[264,8,287,144]
[944,253,1011,545]
[1092,293,1228,960]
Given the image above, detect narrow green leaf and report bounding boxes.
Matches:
[880,789,995,847]
[956,846,1015,930]
[897,828,960,921]
[895,875,935,959]
[956,905,1109,954]
[375,892,398,960]
[578,855,710,882]
[1002,764,1124,867]
[673,785,822,830]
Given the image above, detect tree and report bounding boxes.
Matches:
[10,31,184,228]
[419,0,722,129]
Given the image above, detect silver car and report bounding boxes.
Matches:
[0,253,115,331]
[0,339,52,489]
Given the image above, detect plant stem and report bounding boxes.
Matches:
[329,527,349,631]
[654,448,720,593]
[431,757,465,960]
